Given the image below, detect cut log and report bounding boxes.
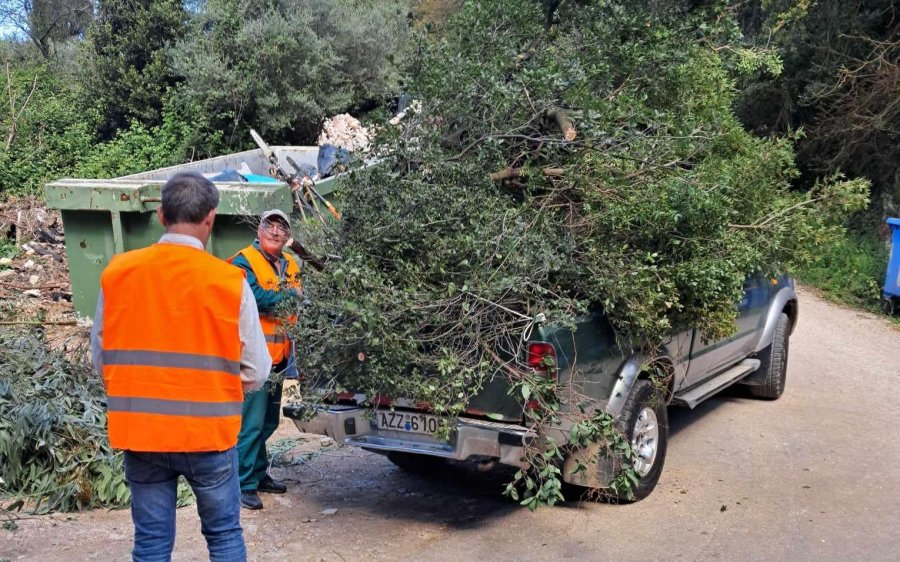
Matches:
[546,108,576,141]
[490,167,520,182]
[490,167,566,182]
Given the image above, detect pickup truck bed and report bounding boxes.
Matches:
[284,274,797,501]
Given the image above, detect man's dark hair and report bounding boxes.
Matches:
[161,172,220,225]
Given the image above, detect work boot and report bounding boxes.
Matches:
[258,475,287,494]
[240,490,263,510]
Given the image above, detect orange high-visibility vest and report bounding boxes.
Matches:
[100,243,246,452]
[229,245,301,364]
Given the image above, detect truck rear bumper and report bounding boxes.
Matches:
[283,404,531,468]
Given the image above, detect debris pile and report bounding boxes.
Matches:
[317,113,370,152]
[315,114,370,179]
[0,197,82,341]
[0,329,125,513]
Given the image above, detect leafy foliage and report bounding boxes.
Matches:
[734,0,898,212]
[0,331,126,513]
[0,60,95,196]
[733,0,896,311]
[0,1,418,193]
[0,239,16,261]
[74,103,197,179]
[79,0,188,138]
[0,330,195,513]
[170,0,413,147]
[795,221,889,310]
[289,0,868,508]
[0,47,201,194]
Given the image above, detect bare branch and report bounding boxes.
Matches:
[5,63,39,149]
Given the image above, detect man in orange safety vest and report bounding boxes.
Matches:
[91,172,271,561]
[228,209,302,510]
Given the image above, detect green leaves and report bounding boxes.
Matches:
[81,0,189,138]
[170,0,413,145]
[0,330,132,513]
[0,63,96,197]
[520,383,532,401]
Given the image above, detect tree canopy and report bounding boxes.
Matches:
[170,0,413,146]
[735,0,898,213]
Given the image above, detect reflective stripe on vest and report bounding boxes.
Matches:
[100,243,245,453]
[102,349,241,375]
[229,245,301,364]
[107,396,243,417]
[265,333,288,344]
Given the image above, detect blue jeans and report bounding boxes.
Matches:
[124,448,246,562]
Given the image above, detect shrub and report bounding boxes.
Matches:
[170,0,413,147]
[79,0,188,138]
[795,224,889,310]
[0,62,95,196]
[75,97,197,179]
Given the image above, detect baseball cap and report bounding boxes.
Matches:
[260,209,291,227]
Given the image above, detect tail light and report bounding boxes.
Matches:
[526,342,557,377]
[525,341,557,410]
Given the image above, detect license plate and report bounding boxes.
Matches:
[374,411,441,435]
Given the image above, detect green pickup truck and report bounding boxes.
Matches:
[285,274,798,501]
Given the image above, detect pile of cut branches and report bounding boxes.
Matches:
[288,0,868,507]
[0,330,127,513]
[0,330,196,513]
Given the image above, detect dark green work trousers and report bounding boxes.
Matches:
[237,371,284,492]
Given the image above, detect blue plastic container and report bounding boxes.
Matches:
[884,218,900,310]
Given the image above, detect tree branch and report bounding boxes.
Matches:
[5,62,39,149]
[730,195,829,229]
[490,167,566,182]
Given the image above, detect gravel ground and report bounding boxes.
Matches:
[2,287,899,562]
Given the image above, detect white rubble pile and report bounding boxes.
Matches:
[317,113,370,152]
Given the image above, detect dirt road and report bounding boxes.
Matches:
[3,288,899,562]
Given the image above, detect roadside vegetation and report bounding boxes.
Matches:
[734,0,898,309]
[795,224,889,310]
[0,0,415,194]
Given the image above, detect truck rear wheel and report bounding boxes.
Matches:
[613,378,668,502]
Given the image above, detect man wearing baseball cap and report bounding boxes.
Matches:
[228,209,302,510]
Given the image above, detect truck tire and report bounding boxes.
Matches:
[747,312,789,400]
[613,378,668,502]
[387,451,447,474]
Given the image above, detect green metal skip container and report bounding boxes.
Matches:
[45,146,337,317]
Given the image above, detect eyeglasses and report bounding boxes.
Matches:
[262,222,290,237]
